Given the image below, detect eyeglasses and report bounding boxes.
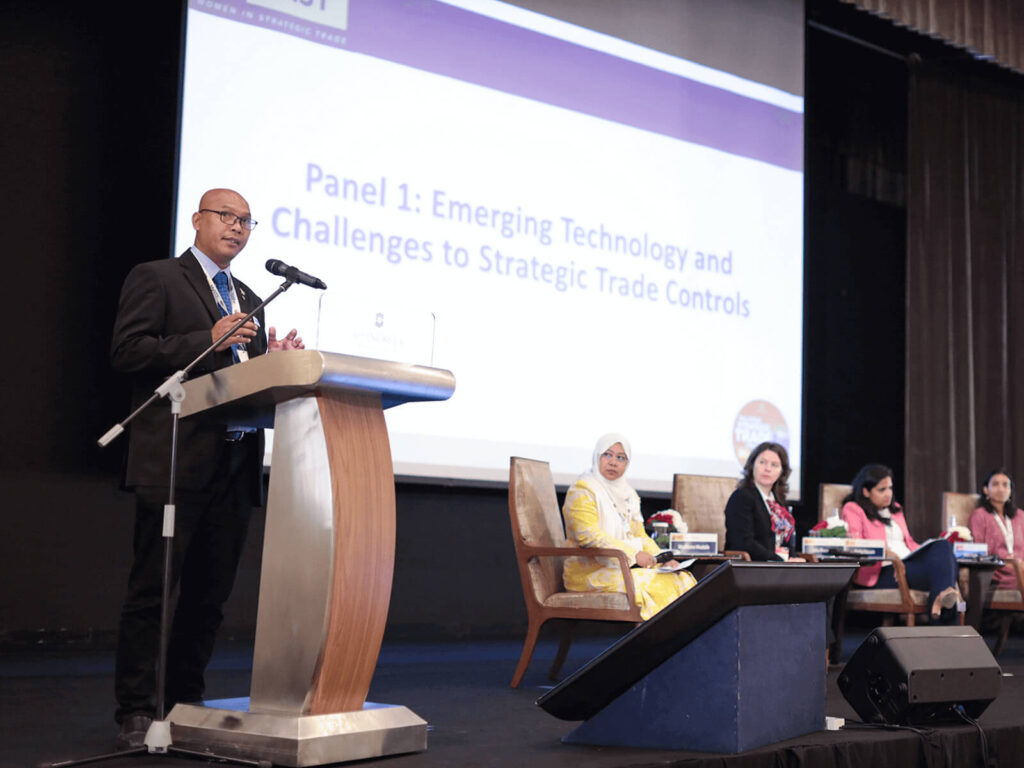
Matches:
[601,451,628,463]
[199,209,258,230]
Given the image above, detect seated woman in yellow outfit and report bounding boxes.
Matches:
[562,433,696,620]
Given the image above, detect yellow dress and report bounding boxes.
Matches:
[562,477,696,620]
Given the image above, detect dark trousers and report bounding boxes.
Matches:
[875,538,959,620]
[114,438,257,723]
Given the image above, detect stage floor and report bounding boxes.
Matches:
[5,627,1024,768]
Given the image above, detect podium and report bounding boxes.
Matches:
[538,561,858,753]
[166,350,455,766]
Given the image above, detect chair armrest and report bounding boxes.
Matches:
[519,544,639,607]
[886,556,917,607]
[957,564,971,597]
[723,550,752,561]
[1005,557,1024,593]
[519,544,630,561]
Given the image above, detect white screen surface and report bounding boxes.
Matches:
[176,0,804,492]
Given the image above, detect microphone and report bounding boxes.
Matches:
[265,259,327,289]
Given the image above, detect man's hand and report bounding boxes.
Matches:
[268,326,304,351]
[212,313,258,351]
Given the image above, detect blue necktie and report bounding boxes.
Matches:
[212,271,239,362]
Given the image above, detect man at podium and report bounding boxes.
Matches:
[108,188,303,749]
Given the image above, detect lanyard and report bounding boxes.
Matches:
[994,514,1014,555]
[204,271,250,363]
[205,270,238,315]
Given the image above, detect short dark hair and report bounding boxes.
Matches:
[738,441,791,506]
[978,468,1017,520]
[843,463,896,524]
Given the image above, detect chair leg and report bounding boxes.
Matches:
[511,617,544,689]
[829,619,845,665]
[829,591,849,664]
[549,620,574,681]
[993,615,1012,657]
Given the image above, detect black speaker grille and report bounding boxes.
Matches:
[839,627,1000,725]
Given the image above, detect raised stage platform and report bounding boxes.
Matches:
[6,628,1024,768]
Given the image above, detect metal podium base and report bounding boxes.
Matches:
[168,698,428,767]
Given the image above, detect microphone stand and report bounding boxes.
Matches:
[97,277,296,449]
[46,276,297,768]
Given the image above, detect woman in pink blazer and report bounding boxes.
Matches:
[967,469,1023,590]
[840,464,960,621]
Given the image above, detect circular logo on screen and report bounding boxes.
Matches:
[733,400,789,466]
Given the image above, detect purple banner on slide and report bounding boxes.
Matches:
[190,0,803,171]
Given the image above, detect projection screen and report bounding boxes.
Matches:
[175,0,805,492]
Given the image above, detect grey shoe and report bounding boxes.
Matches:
[939,587,961,610]
[115,714,152,750]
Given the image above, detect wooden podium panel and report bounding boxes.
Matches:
[311,390,396,714]
[171,351,454,765]
[247,389,398,716]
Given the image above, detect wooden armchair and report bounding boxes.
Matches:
[945,491,980,600]
[818,483,852,523]
[818,483,930,626]
[943,491,976,531]
[507,457,642,689]
[983,560,1024,655]
[945,491,1024,654]
[670,473,750,560]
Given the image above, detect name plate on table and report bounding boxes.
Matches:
[954,541,989,559]
[802,537,885,559]
[669,532,719,556]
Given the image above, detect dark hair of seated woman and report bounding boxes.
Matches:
[738,441,791,506]
[978,467,1018,519]
[843,463,897,524]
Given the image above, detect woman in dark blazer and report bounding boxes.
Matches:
[724,441,798,561]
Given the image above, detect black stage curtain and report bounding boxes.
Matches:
[802,18,908,519]
[843,0,1024,77]
[905,60,1024,532]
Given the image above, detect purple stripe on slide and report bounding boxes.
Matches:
[190,0,803,171]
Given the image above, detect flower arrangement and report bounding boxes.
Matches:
[809,518,848,538]
[942,526,973,543]
[646,509,686,548]
[647,509,686,533]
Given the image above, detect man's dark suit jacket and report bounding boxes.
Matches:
[110,250,267,496]
[724,484,784,561]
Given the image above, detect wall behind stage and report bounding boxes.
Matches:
[0,0,910,643]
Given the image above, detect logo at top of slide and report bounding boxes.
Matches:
[246,0,349,31]
[733,400,789,466]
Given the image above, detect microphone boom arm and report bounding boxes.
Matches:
[96,276,296,447]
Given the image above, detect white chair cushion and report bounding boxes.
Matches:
[545,591,632,610]
[846,588,928,607]
[989,589,1023,606]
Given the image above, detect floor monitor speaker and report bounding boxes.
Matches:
[838,626,1001,725]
